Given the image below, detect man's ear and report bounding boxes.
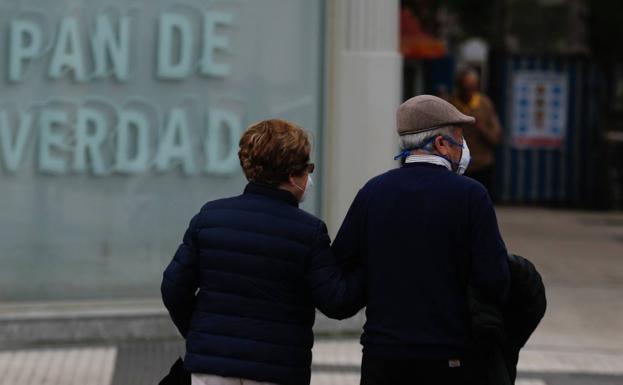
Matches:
[434,135,449,156]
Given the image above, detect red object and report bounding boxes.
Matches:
[400,8,447,59]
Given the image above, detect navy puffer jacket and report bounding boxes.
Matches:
[161,183,364,385]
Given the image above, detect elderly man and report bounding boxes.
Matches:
[450,68,503,197]
[332,95,510,385]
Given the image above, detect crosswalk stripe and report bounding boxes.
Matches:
[519,349,623,375]
[311,373,360,385]
[0,347,116,385]
[516,380,547,385]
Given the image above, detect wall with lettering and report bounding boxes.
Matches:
[0,0,324,301]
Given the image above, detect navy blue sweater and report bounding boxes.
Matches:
[161,183,364,385]
[333,163,510,360]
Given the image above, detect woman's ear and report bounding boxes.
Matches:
[288,175,295,187]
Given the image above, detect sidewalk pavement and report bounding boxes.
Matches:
[2,339,623,385]
[497,207,623,353]
[1,207,622,385]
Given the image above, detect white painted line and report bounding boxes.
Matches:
[27,349,52,385]
[313,340,361,366]
[516,380,547,385]
[15,350,38,383]
[43,348,67,385]
[2,350,28,385]
[311,373,360,385]
[519,349,623,375]
[0,347,117,385]
[72,348,92,385]
[99,347,117,385]
[0,299,166,321]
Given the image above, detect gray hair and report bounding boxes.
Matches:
[399,126,456,151]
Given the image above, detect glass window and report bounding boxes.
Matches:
[0,0,325,301]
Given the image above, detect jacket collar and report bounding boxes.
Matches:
[401,162,450,171]
[404,154,452,171]
[244,182,299,207]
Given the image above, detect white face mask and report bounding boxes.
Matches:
[293,175,313,202]
[457,139,471,175]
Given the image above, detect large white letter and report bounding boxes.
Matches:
[9,20,42,82]
[157,13,193,79]
[0,111,33,172]
[74,107,107,175]
[115,110,149,173]
[38,109,68,174]
[49,17,86,81]
[201,12,233,78]
[92,14,130,81]
[205,108,241,175]
[155,108,197,174]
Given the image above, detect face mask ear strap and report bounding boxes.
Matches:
[394,149,411,160]
[441,135,463,147]
[288,176,302,192]
[394,136,438,160]
[294,182,304,192]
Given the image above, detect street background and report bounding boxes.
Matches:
[1,0,623,384]
[2,207,622,385]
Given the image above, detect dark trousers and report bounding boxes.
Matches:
[466,166,496,201]
[360,354,468,385]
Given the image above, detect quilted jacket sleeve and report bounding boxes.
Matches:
[161,213,200,338]
[307,221,365,320]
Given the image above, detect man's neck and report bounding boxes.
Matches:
[412,149,436,156]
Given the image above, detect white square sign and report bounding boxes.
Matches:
[511,71,568,149]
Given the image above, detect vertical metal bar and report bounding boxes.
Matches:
[545,57,561,202]
[516,56,531,203]
[509,57,522,203]
[572,60,583,204]
[502,57,514,202]
[587,61,599,206]
[531,57,542,203]
[559,59,569,202]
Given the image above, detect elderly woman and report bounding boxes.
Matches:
[161,119,364,385]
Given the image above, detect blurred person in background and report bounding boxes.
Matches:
[333,95,510,385]
[451,68,503,199]
[161,119,364,385]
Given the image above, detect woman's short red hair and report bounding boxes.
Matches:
[238,119,311,185]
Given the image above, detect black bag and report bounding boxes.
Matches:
[159,357,191,385]
[463,254,547,385]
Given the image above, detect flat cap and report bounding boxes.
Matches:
[396,95,475,136]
